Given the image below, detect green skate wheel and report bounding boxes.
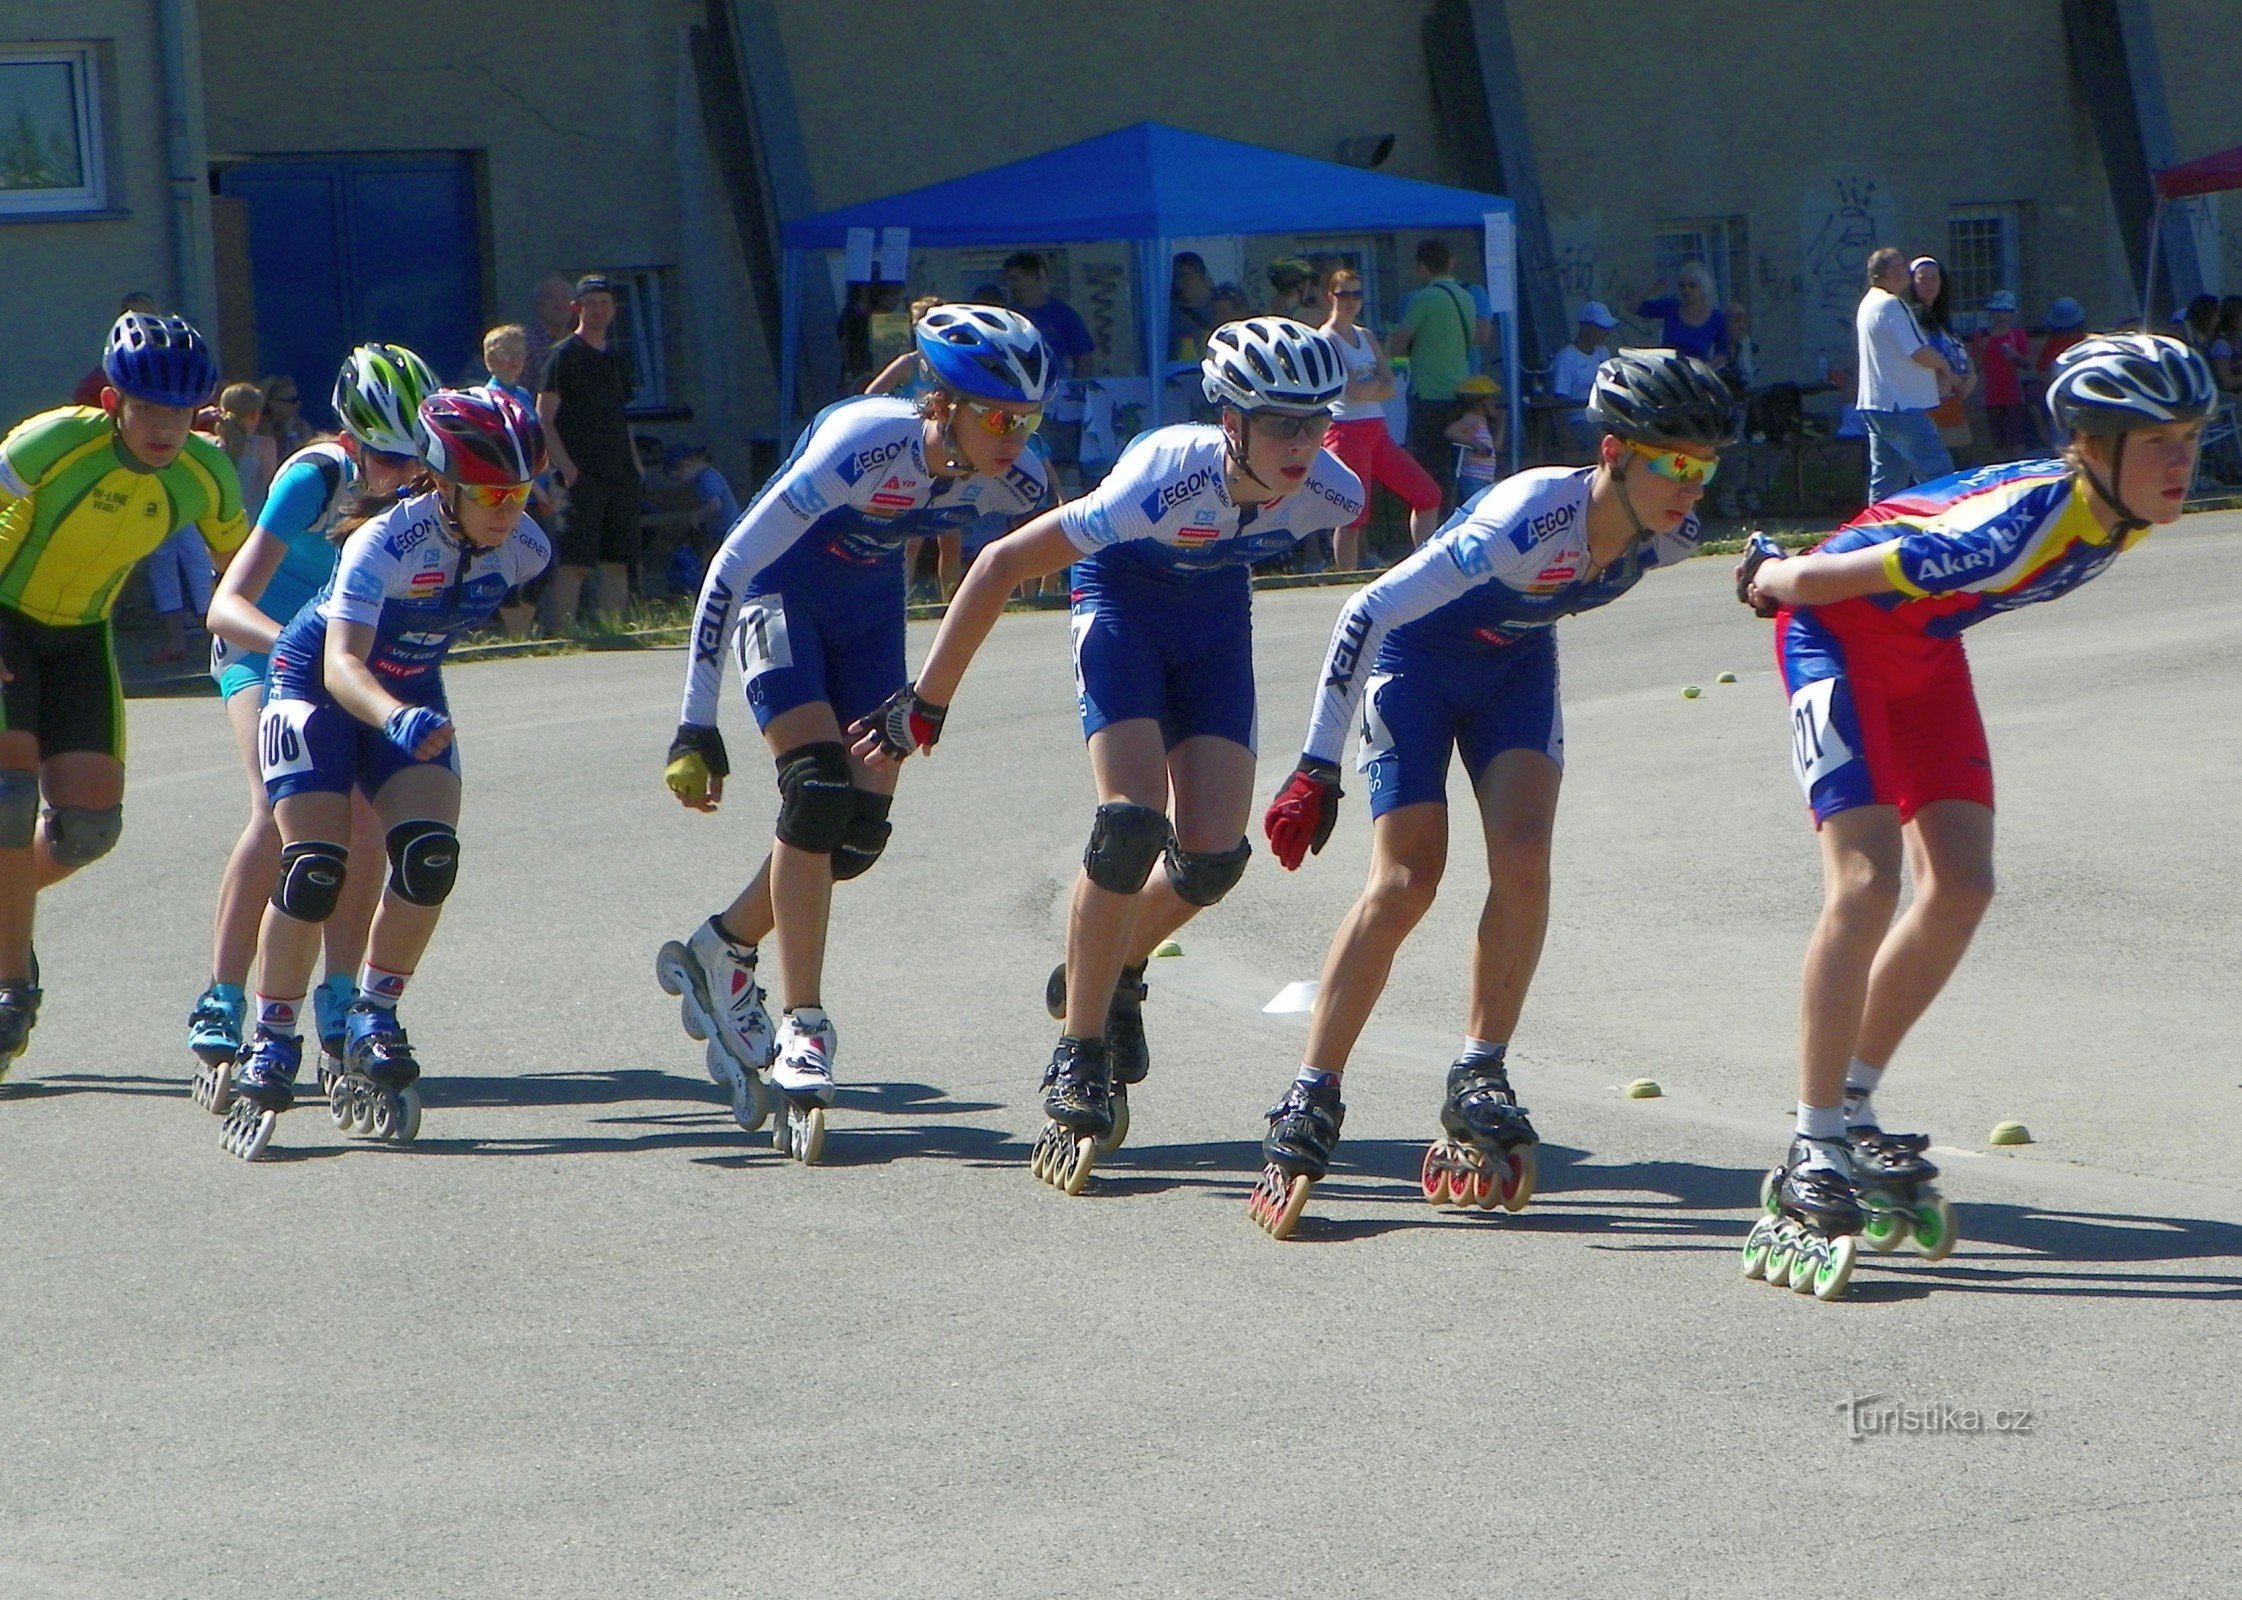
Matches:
[1911,1195,1956,1261]
[1789,1236,1824,1295]
[1758,1168,1780,1215]
[1811,1234,1858,1301]
[1859,1205,1905,1254]
[1741,1217,1777,1280]
[1762,1226,1796,1289]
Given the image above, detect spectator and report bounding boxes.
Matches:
[1635,262,1730,367]
[480,322,559,638]
[1550,301,1618,455]
[1320,265,1441,568]
[1209,282,1249,328]
[1724,303,1761,389]
[1002,249,1096,481]
[214,381,276,519]
[2212,296,2242,392]
[1910,255,1976,460]
[1266,257,1316,322]
[1388,237,1485,512]
[2176,293,2220,354]
[2025,296,2088,431]
[1972,291,2036,460]
[667,440,739,542]
[1169,252,1217,359]
[523,273,577,391]
[1443,374,1505,502]
[256,372,315,456]
[1854,246,1954,503]
[537,273,641,631]
[72,292,157,405]
[865,296,945,397]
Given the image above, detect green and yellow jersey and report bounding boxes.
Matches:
[0,407,248,626]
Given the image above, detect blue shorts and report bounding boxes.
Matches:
[737,582,905,732]
[1360,634,1564,818]
[259,684,457,803]
[1070,569,1255,751]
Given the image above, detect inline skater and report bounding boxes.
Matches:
[854,318,1365,1195]
[0,313,246,1077]
[219,388,551,1158]
[1735,333,2212,1299]
[187,344,438,1106]
[658,305,1051,1164]
[1251,350,1734,1237]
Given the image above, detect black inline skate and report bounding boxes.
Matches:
[1030,1036,1111,1196]
[1422,1053,1538,1213]
[329,1003,422,1143]
[1743,1136,1863,1301]
[1248,1075,1345,1239]
[219,1027,301,1161]
[1045,960,1149,1152]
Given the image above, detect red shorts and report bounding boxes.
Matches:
[1326,418,1441,529]
[1774,600,1994,824]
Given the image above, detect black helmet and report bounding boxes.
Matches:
[2047,333,2216,437]
[1586,348,1738,449]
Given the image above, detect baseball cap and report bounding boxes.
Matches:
[573,274,615,298]
[1576,301,1619,329]
[2047,297,2085,329]
[1984,291,2018,314]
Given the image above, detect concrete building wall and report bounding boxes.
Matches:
[1,2,187,423]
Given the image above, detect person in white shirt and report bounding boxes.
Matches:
[1854,247,1955,504]
[1550,302,1618,455]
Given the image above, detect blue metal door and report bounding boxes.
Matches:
[219,155,484,430]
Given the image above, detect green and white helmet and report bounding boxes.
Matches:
[331,343,440,456]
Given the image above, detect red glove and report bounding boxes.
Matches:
[1264,758,1343,871]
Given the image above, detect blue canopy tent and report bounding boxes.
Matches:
[779,121,1518,459]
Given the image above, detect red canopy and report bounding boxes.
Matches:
[2156,145,2242,200]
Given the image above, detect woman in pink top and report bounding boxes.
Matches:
[1320,268,1440,569]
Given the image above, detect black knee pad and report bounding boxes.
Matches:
[773,741,855,853]
[45,805,122,868]
[1083,802,1169,895]
[386,820,460,907]
[272,841,348,923]
[1166,836,1251,906]
[830,789,893,882]
[0,771,37,850]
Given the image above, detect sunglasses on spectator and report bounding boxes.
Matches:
[457,481,533,508]
[1333,288,1364,300]
[957,399,1042,437]
[1624,438,1721,485]
[1252,411,1333,443]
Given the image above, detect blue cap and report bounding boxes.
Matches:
[2047,297,2086,330]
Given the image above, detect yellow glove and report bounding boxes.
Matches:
[666,724,728,809]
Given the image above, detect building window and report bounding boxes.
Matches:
[0,46,106,216]
[572,267,675,412]
[1654,216,1749,309]
[1945,205,2025,320]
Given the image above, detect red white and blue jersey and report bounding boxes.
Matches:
[1057,425,1364,593]
[680,395,1047,726]
[1811,459,2145,638]
[1299,467,1699,766]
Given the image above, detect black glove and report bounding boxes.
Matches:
[857,682,948,761]
[1736,531,1785,618]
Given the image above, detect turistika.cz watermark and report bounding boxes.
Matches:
[1838,1394,2036,1442]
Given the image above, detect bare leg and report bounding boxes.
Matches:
[1407,505,1440,546]
[32,753,124,890]
[1063,720,1168,1039]
[257,789,355,1007]
[0,733,41,982]
[321,788,387,984]
[1117,734,1257,966]
[546,564,590,633]
[210,688,279,988]
[594,560,629,627]
[1851,800,1996,1070]
[357,764,463,981]
[1796,806,1904,1111]
[750,702,897,1012]
[1462,750,1561,1044]
[1301,802,1447,1074]
[1335,523,1364,573]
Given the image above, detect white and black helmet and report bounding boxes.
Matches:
[2047,333,2216,436]
[1586,348,1738,449]
[1201,317,1347,412]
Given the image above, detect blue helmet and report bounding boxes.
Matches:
[914,304,1052,406]
[101,313,219,408]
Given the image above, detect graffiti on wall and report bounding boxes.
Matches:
[1798,174,1894,374]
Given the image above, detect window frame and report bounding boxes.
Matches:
[0,44,108,218]
[1944,204,2025,324]
[1652,215,1750,312]
[567,266,675,413]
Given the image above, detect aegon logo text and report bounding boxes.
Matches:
[1139,467,1220,523]
[843,440,907,483]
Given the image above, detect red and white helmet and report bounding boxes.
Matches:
[415,386,547,486]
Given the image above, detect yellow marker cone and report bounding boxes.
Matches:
[1624,1078,1662,1099]
[1990,1120,2032,1146]
[1154,940,1183,958]
[1682,685,1702,699]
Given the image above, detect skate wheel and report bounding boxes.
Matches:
[1741,1216,1777,1280]
[1762,1224,1796,1289]
[1859,1204,1905,1254]
[1758,1167,1781,1215]
[1499,1143,1537,1213]
[1811,1234,1858,1301]
[1249,1166,1314,1240]
[389,1087,422,1143]
[1789,1236,1824,1295]
[1043,962,1067,1021]
[221,1104,275,1162]
[730,1067,769,1134]
[1419,1141,1461,1207]
[1058,1133,1096,1196]
[1911,1195,1956,1262]
[796,1106,826,1165]
[1095,1090,1131,1156]
[330,1088,354,1130]
[349,1091,378,1137]
[655,942,690,1001]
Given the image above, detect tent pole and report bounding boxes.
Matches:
[1505,311,1521,477]
[780,248,802,446]
[1145,236,1172,428]
[2140,198,2163,329]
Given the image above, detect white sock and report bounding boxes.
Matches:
[254,993,303,1038]
[1294,1064,1339,1090]
[1462,1037,1506,1060]
[1842,1060,1884,1127]
[357,962,411,1011]
[1796,1102,1847,1143]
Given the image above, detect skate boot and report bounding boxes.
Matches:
[311,973,357,1096]
[220,1027,302,1161]
[1422,1053,1539,1213]
[1743,1136,1863,1301]
[186,983,246,1111]
[766,1007,834,1164]
[1044,961,1150,1152]
[1030,1036,1112,1196]
[1847,1123,1955,1260]
[0,978,42,1085]
[656,917,775,1132]
[329,1003,422,1143]
[1249,1075,1346,1239]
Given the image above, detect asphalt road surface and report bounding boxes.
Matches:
[6,514,2239,1598]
